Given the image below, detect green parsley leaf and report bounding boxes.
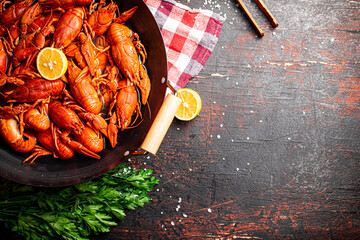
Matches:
[0,163,159,240]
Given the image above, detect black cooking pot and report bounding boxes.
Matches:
[0,0,168,187]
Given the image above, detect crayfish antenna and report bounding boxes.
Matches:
[146,101,151,120]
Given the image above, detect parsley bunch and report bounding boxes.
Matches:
[0,163,159,240]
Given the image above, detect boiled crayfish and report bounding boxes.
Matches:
[0,0,152,164]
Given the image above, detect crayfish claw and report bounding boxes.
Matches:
[108,114,118,148]
[67,140,100,159]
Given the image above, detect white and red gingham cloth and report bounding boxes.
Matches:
[144,0,225,89]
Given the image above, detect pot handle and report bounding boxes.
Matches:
[141,93,182,155]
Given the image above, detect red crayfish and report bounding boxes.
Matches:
[0,0,151,164]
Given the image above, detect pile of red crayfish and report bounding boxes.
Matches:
[0,0,151,164]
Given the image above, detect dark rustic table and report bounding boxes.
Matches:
[96,0,360,239]
[2,0,359,239]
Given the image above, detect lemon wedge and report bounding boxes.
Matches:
[175,88,202,121]
[36,47,68,80]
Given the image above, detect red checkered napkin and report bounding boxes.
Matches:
[144,0,225,89]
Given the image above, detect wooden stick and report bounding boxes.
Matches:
[141,94,182,155]
[253,0,278,28]
[236,0,264,37]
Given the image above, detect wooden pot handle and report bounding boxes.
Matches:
[141,93,182,155]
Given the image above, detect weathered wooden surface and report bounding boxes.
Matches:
[94,0,360,239]
[2,0,358,239]
[93,0,360,239]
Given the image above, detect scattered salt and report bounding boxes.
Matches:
[208,208,212,213]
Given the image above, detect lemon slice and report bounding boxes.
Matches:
[175,88,202,121]
[36,47,68,80]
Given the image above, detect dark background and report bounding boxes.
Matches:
[3,0,360,239]
[101,0,359,239]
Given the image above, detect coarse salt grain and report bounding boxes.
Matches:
[183,214,188,217]
[208,208,212,213]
